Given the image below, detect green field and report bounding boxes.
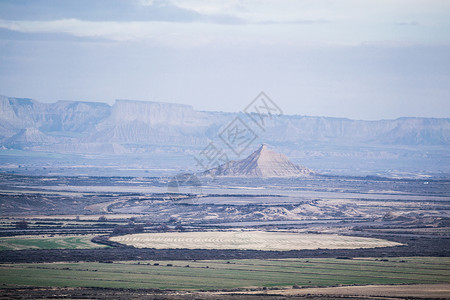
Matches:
[0,235,109,250]
[0,257,449,290]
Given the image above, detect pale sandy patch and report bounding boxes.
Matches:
[234,284,450,298]
[110,231,402,251]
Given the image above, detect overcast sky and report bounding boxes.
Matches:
[0,0,449,120]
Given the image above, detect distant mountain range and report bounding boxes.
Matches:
[0,94,449,176]
[1,94,448,151]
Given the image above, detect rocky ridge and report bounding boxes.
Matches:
[203,144,314,178]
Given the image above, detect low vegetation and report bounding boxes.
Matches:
[0,257,448,290]
[0,235,109,250]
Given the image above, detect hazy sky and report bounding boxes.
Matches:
[0,0,449,120]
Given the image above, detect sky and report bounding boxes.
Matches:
[0,0,449,120]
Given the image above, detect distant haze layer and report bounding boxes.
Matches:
[0,94,449,177]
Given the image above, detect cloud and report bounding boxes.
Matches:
[0,0,449,47]
[163,0,450,26]
[0,18,244,46]
[0,0,241,24]
[0,17,335,48]
[0,19,164,42]
[258,19,330,25]
[136,0,245,24]
[138,0,156,6]
[148,0,244,15]
[396,21,419,26]
[138,0,330,25]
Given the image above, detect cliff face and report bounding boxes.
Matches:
[0,95,110,136]
[108,100,197,126]
[0,94,449,155]
[262,116,450,145]
[89,99,213,145]
[6,127,56,145]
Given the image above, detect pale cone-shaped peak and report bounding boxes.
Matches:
[203,144,314,178]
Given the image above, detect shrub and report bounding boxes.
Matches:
[15,220,28,229]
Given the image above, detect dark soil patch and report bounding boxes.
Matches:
[0,235,448,263]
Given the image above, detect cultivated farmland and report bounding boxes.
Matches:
[0,257,448,290]
[110,231,402,251]
[0,235,109,250]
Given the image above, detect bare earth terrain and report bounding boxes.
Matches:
[1,284,449,299]
[110,231,402,250]
[219,284,450,299]
[0,174,449,299]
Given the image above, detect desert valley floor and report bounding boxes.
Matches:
[0,173,449,299]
